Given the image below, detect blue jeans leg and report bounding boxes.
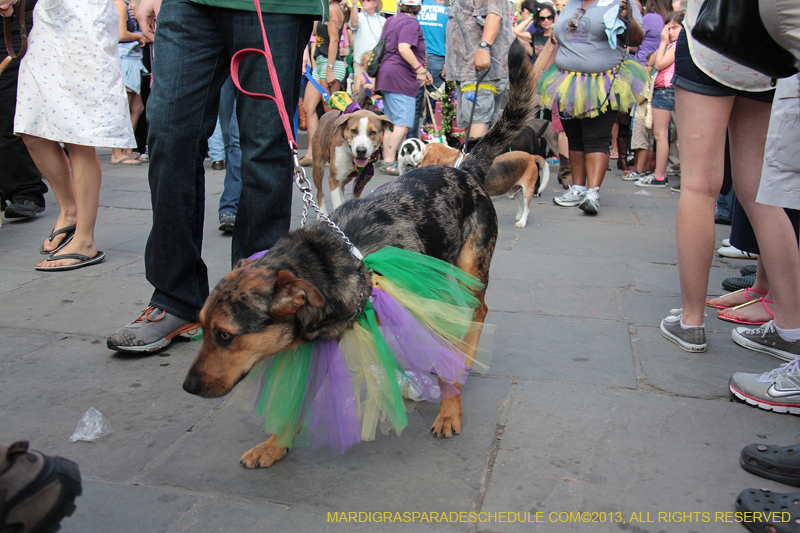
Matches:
[144,0,313,319]
[208,118,225,161]
[218,76,241,217]
[409,53,445,139]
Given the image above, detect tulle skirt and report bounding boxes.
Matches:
[539,59,650,119]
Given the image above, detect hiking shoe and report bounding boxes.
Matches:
[732,321,800,362]
[5,199,45,219]
[218,213,235,233]
[722,274,755,292]
[107,307,200,353]
[553,185,586,207]
[0,440,82,533]
[718,245,759,259]
[730,358,800,414]
[578,188,600,215]
[660,314,707,352]
[622,169,652,181]
[635,175,668,188]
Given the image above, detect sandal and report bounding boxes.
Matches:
[706,287,768,309]
[379,161,399,176]
[735,488,800,533]
[39,225,76,255]
[718,297,774,325]
[741,443,800,487]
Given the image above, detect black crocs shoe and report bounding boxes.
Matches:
[741,443,800,487]
[0,441,82,533]
[722,274,755,292]
[735,488,800,533]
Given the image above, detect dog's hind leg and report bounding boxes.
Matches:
[514,185,530,227]
[240,434,288,469]
[312,159,328,216]
[431,225,496,439]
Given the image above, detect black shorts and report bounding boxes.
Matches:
[561,110,618,154]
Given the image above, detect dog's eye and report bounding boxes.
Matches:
[369,131,376,136]
[216,331,234,346]
[351,129,358,135]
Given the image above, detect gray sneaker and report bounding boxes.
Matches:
[578,188,600,215]
[730,358,800,414]
[553,185,586,207]
[218,213,235,233]
[732,320,800,362]
[660,314,707,352]
[635,174,668,188]
[622,169,652,181]
[107,307,201,353]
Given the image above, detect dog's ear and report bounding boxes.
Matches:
[271,270,326,317]
[334,114,352,137]
[380,115,394,132]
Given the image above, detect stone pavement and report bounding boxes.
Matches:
[1,144,797,533]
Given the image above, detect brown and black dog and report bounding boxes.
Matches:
[182,41,536,468]
[311,109,393,215]
[420,144,549,228]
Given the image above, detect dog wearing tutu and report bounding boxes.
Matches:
[181,42,536,468]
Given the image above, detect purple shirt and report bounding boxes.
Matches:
[376,13,427,98]
[635,13,664,66]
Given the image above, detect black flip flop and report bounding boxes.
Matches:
[735,488,800,533]
[40,225,76,255]
[741,443,800,487]
[35,251,105,272]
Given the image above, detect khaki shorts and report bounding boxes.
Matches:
[630,114,654,151]
[756,75,800,210]
[456,79,507,128]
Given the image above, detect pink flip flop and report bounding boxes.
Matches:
[717,297,774,325]
[706,287,767,309]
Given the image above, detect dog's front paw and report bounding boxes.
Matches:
[239,441,287,469]
[514,219,527,228]
[431,412,462,438]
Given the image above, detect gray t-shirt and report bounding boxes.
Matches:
[552,0,642,73]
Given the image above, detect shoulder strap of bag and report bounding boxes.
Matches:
[3,0,28,60]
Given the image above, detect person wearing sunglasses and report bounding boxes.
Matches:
[540,0,647,215]
[513,1,556,62]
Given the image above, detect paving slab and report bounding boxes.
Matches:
[481,380,800,533]
[489,250,632,288]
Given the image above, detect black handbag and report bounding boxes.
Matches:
[365,37,385,78]
[691,0,797,79]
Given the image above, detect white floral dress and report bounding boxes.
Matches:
[14,0,135,147]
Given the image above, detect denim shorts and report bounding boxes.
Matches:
[382,91,416,128]
[651,86,675,110]
[672,29,774,103]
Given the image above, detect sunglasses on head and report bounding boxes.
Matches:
[567,7,585,30]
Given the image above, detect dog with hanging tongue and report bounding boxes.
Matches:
[311,106,393,215]
[182,41,536,469]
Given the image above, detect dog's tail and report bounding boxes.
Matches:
[459,40,536,185]
[533,155,550,197]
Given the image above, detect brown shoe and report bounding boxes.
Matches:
[211,160,225,171]
[0,441,82,533]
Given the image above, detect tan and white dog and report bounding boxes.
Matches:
[311,109,393,214]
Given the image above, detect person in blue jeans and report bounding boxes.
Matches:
[409,0,447,139]
[217,76,241,233]
[107,0,319,353]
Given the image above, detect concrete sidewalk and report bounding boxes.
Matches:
[1,143,795,533]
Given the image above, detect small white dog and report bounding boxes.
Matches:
[397,138,427,175]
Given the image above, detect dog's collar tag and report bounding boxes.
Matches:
[350,245,364,260]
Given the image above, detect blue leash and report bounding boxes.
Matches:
[305,65,330,101]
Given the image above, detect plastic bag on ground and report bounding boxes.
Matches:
[69,407,113,442]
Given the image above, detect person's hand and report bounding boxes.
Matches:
[475,48,491,71]
[618,0,628,20]
[416,69,428,86]
[0,0,16,18]
[137,33,147,46]
[660,24,670,42]
[137,0,161,41]
[424,71,433,85]
[325,66,336,85]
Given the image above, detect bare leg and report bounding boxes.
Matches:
[22,135,77,252]
[674,89,734,326]
[382,125,409,163]
[569,150,586,187]
[653,108,671,178]
[301,82,323,159]
[469,123,488,138]
[585,152,609,189]
[34,143,102,268]
[610,121,619,157]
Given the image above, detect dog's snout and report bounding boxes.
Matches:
[183,373,202,396]
[355,146,368,157]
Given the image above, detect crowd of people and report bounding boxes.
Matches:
[2,0,800,530]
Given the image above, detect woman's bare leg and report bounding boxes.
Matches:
[35,143,102,267]
[382,125,409,163]
[302,82,323,159]
[653,108,671,178]
[674,88,734,326]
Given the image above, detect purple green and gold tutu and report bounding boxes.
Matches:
[539,59,649,119]
[226,246,491,453]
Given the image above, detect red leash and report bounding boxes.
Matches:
[230,0,297,154]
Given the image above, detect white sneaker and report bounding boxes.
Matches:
[554,185,586,207]
[722,238,730,247]
[578,188,600,215]
[718,245,759,259]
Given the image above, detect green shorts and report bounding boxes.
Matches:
[312,58,347,83]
